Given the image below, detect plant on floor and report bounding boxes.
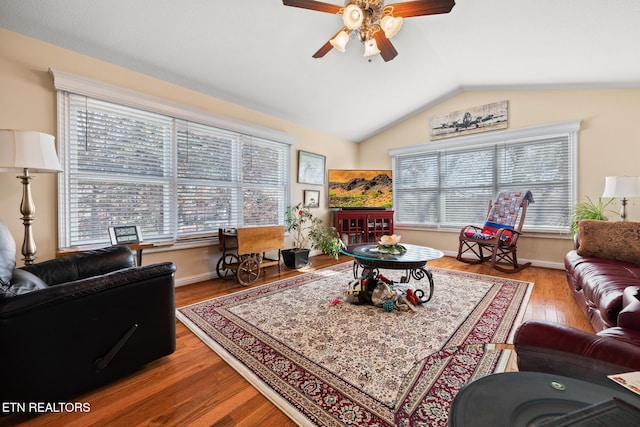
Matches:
[569,196,613,237]
[285,203,344,259]
[285,203,322,250]
[309,223,343,260]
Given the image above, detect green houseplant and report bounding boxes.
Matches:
[569,196,613,237]
[309,223,343,260]
[283,203,343,267]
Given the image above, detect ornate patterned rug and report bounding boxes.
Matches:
[177,263,533,426]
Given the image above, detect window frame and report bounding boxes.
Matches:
[388,120,580,235]
[51,69,294,248]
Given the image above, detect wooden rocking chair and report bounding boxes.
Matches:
[456,191,534,273]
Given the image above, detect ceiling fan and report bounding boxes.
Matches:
[282,0,455,62]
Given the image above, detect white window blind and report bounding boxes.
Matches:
[56,90,291,247]
[390,121,579,233]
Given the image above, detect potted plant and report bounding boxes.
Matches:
[283,203,344,268]
[309,223,343,260]
[569,196,613,237]
[283,203,321,268]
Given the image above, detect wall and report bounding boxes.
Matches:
[359,89,640,267]
[3,28,638,277]
[0,29,359,284]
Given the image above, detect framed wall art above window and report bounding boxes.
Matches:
[430,100,508,140]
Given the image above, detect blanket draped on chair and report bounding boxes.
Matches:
[464,191,535,242]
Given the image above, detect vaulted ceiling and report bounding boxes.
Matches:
[1,0,639,142]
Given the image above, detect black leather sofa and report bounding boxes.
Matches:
[0,221,176,403]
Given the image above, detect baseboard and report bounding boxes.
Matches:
[175,272,216,287]
[440,250,564,270]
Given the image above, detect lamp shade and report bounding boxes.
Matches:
[330,30,350,52]
[363,38,380,57]
[342,4,364,30]
[0,130,62,173]
[380,15,403,38]
[602,176,640,198]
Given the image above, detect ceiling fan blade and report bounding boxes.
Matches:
[386,0,455,18]
[373,31,398,62]
[282,0,342,14]
[312,28,345,58]
[313,40,334,58]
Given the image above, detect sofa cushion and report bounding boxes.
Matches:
[578,268,640,325]
[577,220,640,265]
[0,269,48,299]
[618,286,640,330]
[0,222,17,288]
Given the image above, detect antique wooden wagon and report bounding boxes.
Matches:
[216,226,284,286]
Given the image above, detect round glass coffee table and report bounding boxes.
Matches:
[342,243,444,302]
[449,371,640,426]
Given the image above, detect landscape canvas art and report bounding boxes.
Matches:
[328,169,392,209]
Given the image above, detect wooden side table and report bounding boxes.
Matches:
[56,242,154,266]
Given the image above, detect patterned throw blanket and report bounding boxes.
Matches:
[463,190,534,242]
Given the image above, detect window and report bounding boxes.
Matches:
[53,70,292,247]
[389,121,579,233]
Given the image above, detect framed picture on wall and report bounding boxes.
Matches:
[297,150,325,185]
[304,190,320,208]
[429,100,508,140]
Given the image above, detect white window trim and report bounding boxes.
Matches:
[389,120,581,235]
[388,120,580,157]
[49,68,295,145]
[50,69,295,248]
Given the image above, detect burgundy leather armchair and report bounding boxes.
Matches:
[514,318,640,386]
[515,221,640,385]
[0,222,176,403]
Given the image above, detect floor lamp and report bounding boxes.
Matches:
[0,130,63,265]
[602,176,640,221]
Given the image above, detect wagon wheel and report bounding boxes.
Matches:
[237,257,261,286]
[216,253,239,280]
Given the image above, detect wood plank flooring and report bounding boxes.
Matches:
[2,255,592,427]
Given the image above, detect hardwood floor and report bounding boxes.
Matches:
[3,255,592,427]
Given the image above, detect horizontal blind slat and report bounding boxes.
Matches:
[61,92,290,246]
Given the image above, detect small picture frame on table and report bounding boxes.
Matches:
[297,150,326,185]
[304,190,320,208]
[109,225,142,245]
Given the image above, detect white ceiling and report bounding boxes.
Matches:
[1,0,640,142]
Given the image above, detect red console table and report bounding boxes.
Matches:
[334,210,394,250]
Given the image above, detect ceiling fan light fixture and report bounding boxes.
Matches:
[342,4,364,30]
[330,30,350,52]
[380,15,403,38]
[363,38,380,57]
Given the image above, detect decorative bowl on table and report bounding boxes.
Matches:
[376,235,406,254]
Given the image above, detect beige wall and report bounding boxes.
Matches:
[3,28,638,278]
[359,89,640,267]
[0,29,358,283]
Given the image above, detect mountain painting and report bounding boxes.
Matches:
[328,170,392,209]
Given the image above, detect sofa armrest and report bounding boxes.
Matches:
[0,261,176,401]
[618,286,640,330]
[0,262,175,318]
[20,245,135,285]
[514,319,640,386]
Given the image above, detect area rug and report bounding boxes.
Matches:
[177,263,533,426]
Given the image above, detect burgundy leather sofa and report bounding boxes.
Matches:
[0,221,177,404]
[514,220,640,384]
